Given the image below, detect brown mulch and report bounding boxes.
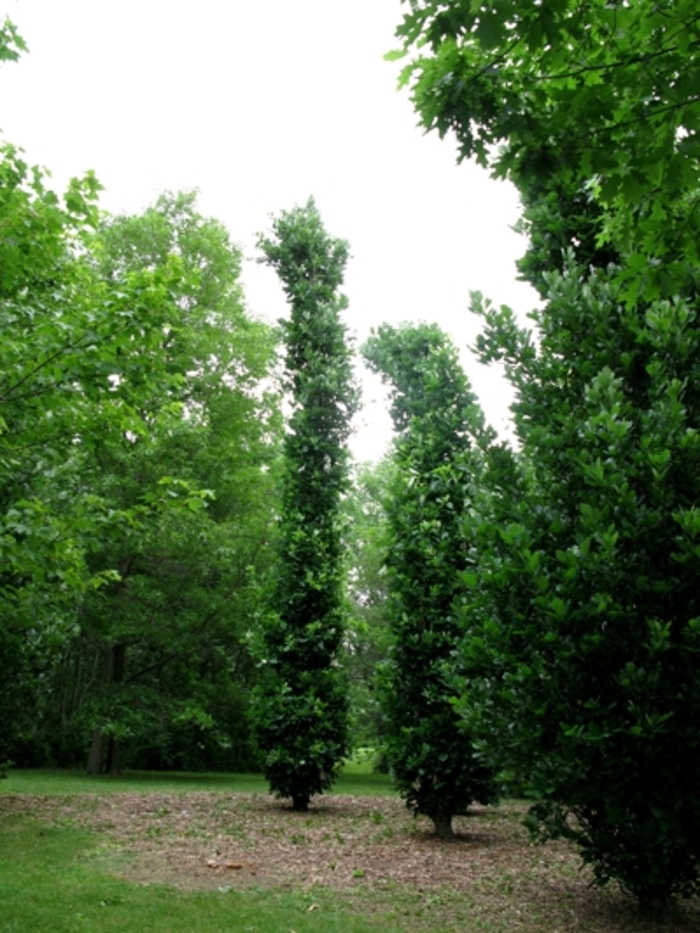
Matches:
[2,791,700,931]
[0,791,529,890]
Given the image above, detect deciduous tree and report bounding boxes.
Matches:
[75,191,280,775]
[251,200,359,811]
[392,0,700,905]
[392,0,700,304]
[363,322,499,838]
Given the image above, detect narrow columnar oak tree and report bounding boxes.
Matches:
[363,322,499,838]
[252,199,358,811]
[393,0,700,907]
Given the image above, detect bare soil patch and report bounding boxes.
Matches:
[2,791,699,931]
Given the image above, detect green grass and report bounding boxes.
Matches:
[0,818,409,933]
[0,769,269,796]
[337,758,393,794]
[0,764,392,797]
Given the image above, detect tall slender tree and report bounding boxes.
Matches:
[251,199,358,811]
[363,322,499,838]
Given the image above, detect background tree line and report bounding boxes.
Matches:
[0,25,284,772]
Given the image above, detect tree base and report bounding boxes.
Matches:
[430,812,455,839]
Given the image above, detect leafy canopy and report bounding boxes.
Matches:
[391,0,700,906]
[393,0,700,302]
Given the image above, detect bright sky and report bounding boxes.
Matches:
[0,0,537,460]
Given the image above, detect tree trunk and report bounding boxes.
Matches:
[105,735,120,775]
[105,643,126,775]
[85,642,127,775]
[292,794,310,812]
[86,728,105,776]
[430,812,454,840]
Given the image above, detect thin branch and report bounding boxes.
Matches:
[591,95,700,137]
[0,316,134,402]
[536,42,691,82]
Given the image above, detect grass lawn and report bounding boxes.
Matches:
[0,817,406,933]
[2,766,700,932]
[0,760,392,797]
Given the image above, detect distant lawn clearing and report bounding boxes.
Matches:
[0,763,392,797]
[2,776,700,931]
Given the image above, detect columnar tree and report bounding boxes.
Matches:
[251,199,358,811]
[465,267,700,909]
[393,0,700,907]
[363,322,499,838]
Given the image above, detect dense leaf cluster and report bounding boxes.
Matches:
[464,269,700,907]
[0,180,280,773]
[251,200,358,810]
[0,22,281,771]
[363,323,499,837]
[394,0,700,908]
[394,0,700,304]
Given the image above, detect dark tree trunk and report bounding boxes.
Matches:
[86,727,105,776]
[105,643,126,775]
[292,795,310,812]
[105,735,120,775]
[430,812,454,840]
[85,642,127,775]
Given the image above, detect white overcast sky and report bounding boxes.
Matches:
[0,0,536,460]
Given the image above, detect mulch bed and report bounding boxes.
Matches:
[3,791,699,931]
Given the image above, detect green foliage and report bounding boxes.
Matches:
[0,142,180,613]
[0,168,280,771]
[394,0,700,303]
[342,459,393,751]
[464,270,700,908]
[54,192,279,774]
[251,199,359,810]
[0,16,27,64]
[0,131,198,764]
[362,323,499,837]
[394,0,700,905]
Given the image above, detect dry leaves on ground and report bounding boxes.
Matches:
[2,791,699,932]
